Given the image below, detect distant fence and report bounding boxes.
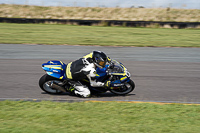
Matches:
[0,17,200,29]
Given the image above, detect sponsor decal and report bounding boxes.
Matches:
[53,70,58,72]
[113,84,124,87]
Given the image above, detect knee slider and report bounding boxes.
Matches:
[74,86,91,98]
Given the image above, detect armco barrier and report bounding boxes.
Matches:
[0,17,200,29]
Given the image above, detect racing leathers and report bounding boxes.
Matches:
[65,52,105,97]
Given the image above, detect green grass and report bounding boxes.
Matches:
[0,101,200,133]
[0,23,200,47]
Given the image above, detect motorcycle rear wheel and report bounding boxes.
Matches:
[39,74,63,94]
[110,79,135,95]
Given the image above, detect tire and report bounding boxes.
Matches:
[110,79,135,95]
[39,74,63,94]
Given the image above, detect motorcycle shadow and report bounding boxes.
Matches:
[96,93,135,98]
[41,92,135,98]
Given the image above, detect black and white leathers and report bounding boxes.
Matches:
[65,52,105,97]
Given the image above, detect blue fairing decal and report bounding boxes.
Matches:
[42,60,67,79]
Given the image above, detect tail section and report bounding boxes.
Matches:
[42,60,67,79]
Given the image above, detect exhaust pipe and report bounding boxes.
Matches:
[50,82,67,93]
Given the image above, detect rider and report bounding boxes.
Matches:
[65,51,111,97]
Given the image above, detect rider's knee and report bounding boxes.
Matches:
[74,86,91,98]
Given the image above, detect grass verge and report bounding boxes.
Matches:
[0,23,200,47]
[0,101,200,133]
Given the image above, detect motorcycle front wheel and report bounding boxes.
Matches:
[110,79,135,95]
[39,74,63,94]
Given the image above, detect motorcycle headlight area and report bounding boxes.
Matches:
[125,69,131,77]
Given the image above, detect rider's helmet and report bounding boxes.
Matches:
[92,51,107,68]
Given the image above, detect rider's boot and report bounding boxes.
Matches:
[66,86,75,96]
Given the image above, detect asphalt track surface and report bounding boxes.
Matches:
[0,44,200,103]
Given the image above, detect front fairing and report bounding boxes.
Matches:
[96,60,130,83]
[109,60,125,74]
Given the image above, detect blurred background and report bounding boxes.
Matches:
[0,0,200,9]
[0,0,200,22]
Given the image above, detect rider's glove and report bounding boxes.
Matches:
[104,81,111,87]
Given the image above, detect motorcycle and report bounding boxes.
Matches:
[39,59,135,96]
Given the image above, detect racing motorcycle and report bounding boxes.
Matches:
[39,59,135,96]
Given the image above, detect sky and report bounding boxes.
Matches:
[1,0,200,9]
